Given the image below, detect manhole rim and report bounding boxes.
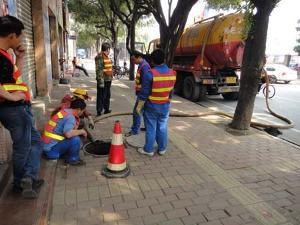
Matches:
[83,139,111,158]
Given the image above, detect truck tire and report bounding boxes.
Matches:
[222,92,239,100]
[183,76,205,102]
[174,73,184,95]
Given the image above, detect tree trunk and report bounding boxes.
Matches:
[129,21,136,81]
[157,0,197,66]
[230,5,274,130]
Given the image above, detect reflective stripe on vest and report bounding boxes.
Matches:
[135,62,149,92]
[42,109,70,144]
[102,53,112,75]
[0,49,31,101]
[2,84,28,92]
[149,68,176,104]
[43,130,65,141]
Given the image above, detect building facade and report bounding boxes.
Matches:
[0,0,69,164]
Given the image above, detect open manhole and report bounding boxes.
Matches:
[83,139,111,157]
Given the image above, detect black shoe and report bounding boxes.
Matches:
[12,185,23,194]
[97,112,102,116]
[104,110,111,114]
[140,127,146,131]
[20,177,37,199]
[68,159,86,166]
[33,179,45,193]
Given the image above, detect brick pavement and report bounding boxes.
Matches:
[49,76,300,225]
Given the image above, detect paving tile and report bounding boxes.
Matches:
[150,203,173,214]
[181,214,206,224]
[127,207,152,218]
[136,198,158,208]
[165,208,189,219]
[143,213,167,225]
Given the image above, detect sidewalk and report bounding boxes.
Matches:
[47,76,300,225]
[0,73,299,225]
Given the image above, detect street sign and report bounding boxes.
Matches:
[68,35,76,40]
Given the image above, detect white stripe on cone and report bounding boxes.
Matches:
[112,133,123,145]
[107,161,127,171]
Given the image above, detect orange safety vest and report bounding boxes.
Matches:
[0,49,31,102]
[135,62,148,92]
[149,68,176,104]
[102,52,112,76]
[42,109,80,144]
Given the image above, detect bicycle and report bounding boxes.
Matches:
[259,82,276,99]
[113,62,129,79]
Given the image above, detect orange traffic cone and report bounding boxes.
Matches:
[102,120,130,178]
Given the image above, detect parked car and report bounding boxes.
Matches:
[264,64,298,83]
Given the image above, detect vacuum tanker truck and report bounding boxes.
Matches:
[148,13,245,101]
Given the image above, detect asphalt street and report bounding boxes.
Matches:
[198,81,300,146]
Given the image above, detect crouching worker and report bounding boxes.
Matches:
[54,88,94,129]
[42,99,87,166]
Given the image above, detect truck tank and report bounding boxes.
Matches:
[175,13,245,69]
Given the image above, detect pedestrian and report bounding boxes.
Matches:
[72,56,89,77]
[95,42,113,116]
[42,98,87,166]
[258,55,267,92]
[0,15,44,198]
[125,50,151,137]
[136,49,176,156]
[52,88,95,129]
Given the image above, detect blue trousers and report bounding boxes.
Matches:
[44,136,80,163]
[131,98,144,134]
[143,102,170,153]
[0,105,42,185]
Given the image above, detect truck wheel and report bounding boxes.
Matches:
[198,84,207,101]
[222,92,239,100]
[174,74,184,95]
[183,76,201,102]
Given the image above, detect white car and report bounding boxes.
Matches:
[264,64,298,83]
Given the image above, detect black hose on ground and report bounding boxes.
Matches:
[93,76,294,130]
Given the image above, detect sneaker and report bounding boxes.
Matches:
[137,148,154,156]
[20,176,37,199]
[33,179,45,193]
[125,131,137,137]
[158,150,167,155]
[68,159,86,166]
[104,110,111,114]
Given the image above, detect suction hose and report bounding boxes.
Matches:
[94,75,293,130]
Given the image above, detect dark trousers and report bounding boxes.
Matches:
[0,105,42,185]
[75,65,89,77]
[96,81,112,115]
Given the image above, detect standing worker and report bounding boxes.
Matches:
[95,42,113,116]
[136,49,176,156]
[125,51,151,137]
[0,15,44,198]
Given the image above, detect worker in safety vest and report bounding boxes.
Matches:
[125,50,151,137]
[52,88,95,129]
[42,98,87,166]
[95,42,113,116]
[0,15,44,198]
[136,49,176,156]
